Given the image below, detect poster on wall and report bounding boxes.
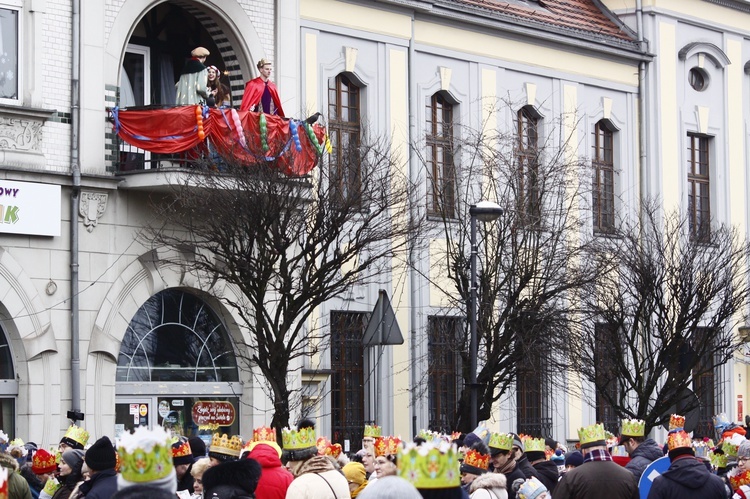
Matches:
[0,180,61,236]
[191,401,236,427]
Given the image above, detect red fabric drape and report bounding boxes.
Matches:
[113,106,326,175]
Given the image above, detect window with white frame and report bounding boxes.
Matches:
[0,5,19,101]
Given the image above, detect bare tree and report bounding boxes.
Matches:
[420,103,605,433]
[571,201,750,435]
[143,134,418,433]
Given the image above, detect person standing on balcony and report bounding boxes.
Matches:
[176,47,210,105]
[240,59,285,117]
[206,66,231,108]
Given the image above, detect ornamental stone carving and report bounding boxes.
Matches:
[79,191,108,232]
[0,116,43,151]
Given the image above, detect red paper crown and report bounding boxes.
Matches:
[669,414,686,430]
[451,432,462,441]
[462,449,489,471]
[730,470,750,491]
[32,449,57,475]
[172,440,192,459]
[667,429,691,451]
[374,436,402,457]
[315,437,342,458]
[253,427,277,443]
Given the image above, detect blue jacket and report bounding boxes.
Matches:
[77,469,118,499]
[646,455,725,499]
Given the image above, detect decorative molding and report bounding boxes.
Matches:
[344,46,358,73]
[525,82,537,107]
[0,116,43,152]
[704,0,750,14]
[79,192,108,232]
[696,106,710,135]
[440,66,452,92]
[602,97,613,120]
[678,42,731,68]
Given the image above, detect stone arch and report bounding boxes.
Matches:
[104,0,266,101]
[678,42,731,69]
[85,247,255,439]
[0,247,60,446]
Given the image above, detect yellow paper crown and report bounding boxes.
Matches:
[62,425,90,447]
[253,427,277,443]
[708,450,727,468]
[578,423,606,447]
[282,427,317,451]
[730,469,750,491]
[488,432,513,452]
[621,419,645,438]
[117,426,174,483]
[666,429,691,451]
[517,477,547,499]
[669,414,685,430]
[462,449,489,471]
[364,425,382,438]
[398,441,460,489]
[209,433,242,457]
[524,437,545,453]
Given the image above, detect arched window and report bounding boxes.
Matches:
[117,290,238,382]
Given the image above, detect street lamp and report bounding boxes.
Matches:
[469,200,504,430]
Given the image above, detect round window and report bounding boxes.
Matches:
[688,67,709,92]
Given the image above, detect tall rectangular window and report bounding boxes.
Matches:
[594,323,620,435]
[687,134,710,241]
[517,107,540,224]
[0,8,18,100]
[516,346,551,436]
[692,328,722,439]
[428,316,462,432]
[592,121,615,233]
[426,93,455,218]
[328,74,362,206]
[330,311,367,445]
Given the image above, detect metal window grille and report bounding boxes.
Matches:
[516,107,540,224]
[693,328,723,439]
[330,311,367,445]
[592,121,615,233]
[426,94,456,218]
[428,316,463,433]
[687,134,710,241]
[328,75,362,207]
[594,323,620,435]
[516,337,552,437]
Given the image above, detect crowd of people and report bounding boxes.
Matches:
[3,412,750,498]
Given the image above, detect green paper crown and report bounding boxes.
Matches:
[578,423,606,447]
[709,450,728,468]
[281,426,317,451]
[364,425,382,438]
[524,437,545,453]
[117,426,174,483]
[488,433,514,452]
[620,419,645,438]
[722,440,739,457]
[398,441,460,489]
[42,477,61,496]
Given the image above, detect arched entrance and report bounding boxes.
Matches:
[0,324,16,438]
[114,289,240,443]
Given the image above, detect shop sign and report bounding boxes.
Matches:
[0,180,61,236]
[191,401,235,426]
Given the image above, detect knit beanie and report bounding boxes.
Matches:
[85,436,117,471]
[343,461,367,486]
[202,458,261,499]
[188,437,207,459]
[62,449,85,475]
[564,451,583,467]
[463,433,481,449]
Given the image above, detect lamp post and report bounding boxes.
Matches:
[469,200,504,430]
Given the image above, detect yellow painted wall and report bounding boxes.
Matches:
[658,22,679,211]
[304,33,318,114]
[653,0,750,32]
[389,48,411,439]
[301,0,411,38]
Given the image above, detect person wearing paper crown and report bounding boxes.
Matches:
[397,440,465,499]
[554,423,638,499]
[461,442,508,499]
[511,434,538,481]
[487,433,526,499]
[59,425,89,452]
[116,425,177,495]
[0,430,32,499]
[281,418,349,498]
[646,428,726,499]
[372,436,401,482]
[617,418,662,481]
[246,432,293,499]
[171,436,195,493]
[523,437,558,494]
[208,433,242,465]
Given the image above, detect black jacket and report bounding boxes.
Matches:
[646,455,726,499]
[625,439,664,481]
[77,469,118,499]
[532,459,560,493]
[515,455,539,480]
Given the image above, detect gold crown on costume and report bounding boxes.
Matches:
[398,441,460,489]
[41,476,60,496]
[462,449,490,471]
[666,429,691,451]
[209,433,242,457]
[374,436,402,457]
[488,433,514,452]
[171,440,192,459]
[621,419,646,438]
[281,427,317,451]
[730,469,750,491]
[708,450,727,468]
[316,437,342,458]
[578,423,607,447]
[253,427,277,443]
[117,426,174,483]
[669,414,685,430]
[517,477,547,499]
[63,425,90,447]
[364,425,382,438]
[722,440,739,457]
[523,437,545,453]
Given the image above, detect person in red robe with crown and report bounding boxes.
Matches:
[240,59,285,117]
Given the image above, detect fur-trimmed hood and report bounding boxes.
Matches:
[470,472,508,496]
[0,452,18,471]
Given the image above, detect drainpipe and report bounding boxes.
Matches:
[408,14,419,439]
[69,0,82,421]
[636,0,647,214]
